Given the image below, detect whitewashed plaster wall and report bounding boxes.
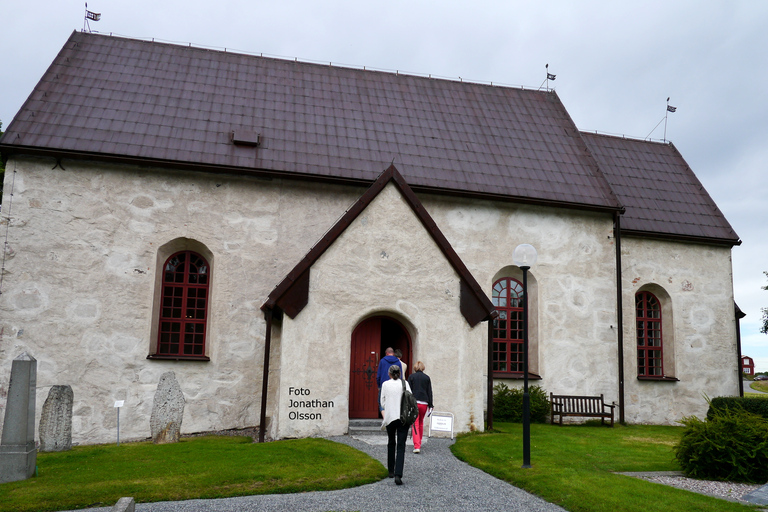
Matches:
[272,183,486,439]
[621,238,739,424]
[0,157,365,445]
[0,156,739,443]
[422,195,621,404]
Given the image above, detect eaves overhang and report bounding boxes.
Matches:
[0,144,626,216]
[620,228,741,248]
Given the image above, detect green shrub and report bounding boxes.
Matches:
[493,383,549,423]
[707,396,768,420]
[674,404,768,483]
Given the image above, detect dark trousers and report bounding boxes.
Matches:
[386,419,408,477]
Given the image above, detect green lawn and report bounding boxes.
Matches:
[451,423,758,512]
[0,436,385,512]
[2,424,762,512]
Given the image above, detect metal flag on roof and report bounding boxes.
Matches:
[84,3,101,33]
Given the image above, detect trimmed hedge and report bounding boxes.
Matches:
[492,383,549,423]
[675,405,768,483]
[707,396,768,420]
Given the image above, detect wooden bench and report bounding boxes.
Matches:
[550,393,616,426]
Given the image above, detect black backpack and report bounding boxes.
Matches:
[400,379,419,425]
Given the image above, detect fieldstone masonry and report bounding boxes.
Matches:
[0,353,37,483]
[150,372,185,444]
[39,385,73,452]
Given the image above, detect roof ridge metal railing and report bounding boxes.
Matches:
[89,30,535,92]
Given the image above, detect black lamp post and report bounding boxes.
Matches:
[513,243,537,469]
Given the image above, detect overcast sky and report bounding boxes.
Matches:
[2,1,767,370]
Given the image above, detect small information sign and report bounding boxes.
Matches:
[428,412,454,439]
[114,400,124,408]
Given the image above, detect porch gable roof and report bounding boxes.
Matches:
[261,164,495,327]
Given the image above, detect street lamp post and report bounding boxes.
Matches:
[513,243,537,469]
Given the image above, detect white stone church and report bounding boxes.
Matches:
[0,31,741,445]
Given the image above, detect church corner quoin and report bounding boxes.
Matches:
[0,32,741,444]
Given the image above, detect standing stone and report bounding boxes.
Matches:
[0,352,37,483]
[39,385,73,452]
[150,372,185,444]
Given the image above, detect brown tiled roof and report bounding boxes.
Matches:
[0,31,738,245]
[581,133,739,244]
[1,31,619,212]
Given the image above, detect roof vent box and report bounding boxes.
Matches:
[231,130,261,147]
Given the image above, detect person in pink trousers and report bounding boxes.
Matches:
[406,361,433,453]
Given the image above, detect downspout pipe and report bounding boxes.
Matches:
[259,307,274,443]
[614,211,625,424]
[735,303,746,397]
[487,319,494,430]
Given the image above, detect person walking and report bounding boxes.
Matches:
[380,364,410,485]
[394,348,407,378]
[407,361,433,454]
[376,347,402,413]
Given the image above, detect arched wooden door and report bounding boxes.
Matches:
[349,316,411,418]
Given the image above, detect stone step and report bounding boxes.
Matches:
[348,418,386,435]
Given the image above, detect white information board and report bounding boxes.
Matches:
[428,412,454,439]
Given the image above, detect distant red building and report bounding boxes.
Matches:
[742,355,755,375]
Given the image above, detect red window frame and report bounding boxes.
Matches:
[636,291,663,376]
[492,277,525,374]
[156,251,210,358]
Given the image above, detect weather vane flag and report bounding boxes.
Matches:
[664,97,677,141]
[84,3,101,32]
[544,64,556,91]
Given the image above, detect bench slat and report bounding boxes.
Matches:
[550,393,614,427]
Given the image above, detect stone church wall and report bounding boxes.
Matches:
[0,156,365,444]
[0,156,739,444]
[620,237,739,424]
[424,195,622,408]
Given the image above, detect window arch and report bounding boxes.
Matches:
[156,251,210,357]
[492,277,525,374]
[636,291,663,377]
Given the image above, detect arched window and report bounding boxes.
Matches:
[636,291,663,377]
[492,277,525,374]
[157,251,210,357]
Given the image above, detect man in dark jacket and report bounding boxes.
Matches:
[377,347,402,412]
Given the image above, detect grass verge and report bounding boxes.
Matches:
[0,435,386,512]
[451,423,758,512]
[750,381,768,393]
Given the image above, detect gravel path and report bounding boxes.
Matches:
[621,471,762,504]
[65,434,566,512]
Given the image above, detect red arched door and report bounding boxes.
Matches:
[349,316,411,418]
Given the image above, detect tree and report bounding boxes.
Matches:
[762,271,768,334]
[0,120,4,202]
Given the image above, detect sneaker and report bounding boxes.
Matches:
[413,448,420,453]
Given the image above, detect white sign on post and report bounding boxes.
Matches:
[428,412,454,439]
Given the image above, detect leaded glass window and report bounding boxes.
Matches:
[492,277,525,373]
[157,251,210,357]
[636,291,663,376]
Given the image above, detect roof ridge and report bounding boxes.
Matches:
[76,31,540,94]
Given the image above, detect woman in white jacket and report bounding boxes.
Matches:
[380,364,411,485]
